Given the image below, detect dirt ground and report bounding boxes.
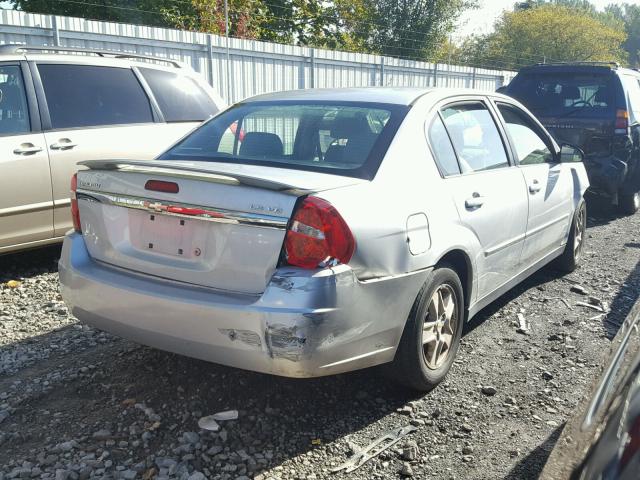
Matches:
[1,195,639,480]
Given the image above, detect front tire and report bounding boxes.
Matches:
[556,199,586,273]
[391,267,464,392]
[619,191,640,215]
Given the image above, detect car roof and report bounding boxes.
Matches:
[0,45,190,73]
[240,87,501,106]
[517,63,640,77]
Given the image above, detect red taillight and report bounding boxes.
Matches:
[615,109,629,130]
[70,173,81,233]
[284,196,355,269]
[145,179,179,194]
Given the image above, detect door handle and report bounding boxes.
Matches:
[465,193,484,210]
[50,139,77,150]
[13,144,43,155]
[529,179,542,194]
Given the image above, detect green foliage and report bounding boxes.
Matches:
[468,4,627,70]
[160,0,265,38]
[11,0,634,71]
[258,0,348,48]
[352,0,476,60]
[605,4,640,66]
[10,0,174,27]
[10,0,474,59]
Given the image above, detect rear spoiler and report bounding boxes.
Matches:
[78,159,310,194]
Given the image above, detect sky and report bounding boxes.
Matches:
[455,0,640,39]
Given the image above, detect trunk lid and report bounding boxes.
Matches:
[75,160,364,295]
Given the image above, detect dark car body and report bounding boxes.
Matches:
[541,298,640,479]
[504,63,640,213]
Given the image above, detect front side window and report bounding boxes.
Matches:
[497,103,554,165]
[441,102,509,173]
[38,64,153,129]
[0,65,30,135]
[161,101,406,179]
[139,67,218,122]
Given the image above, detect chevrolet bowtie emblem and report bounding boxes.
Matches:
[144,201,167,212]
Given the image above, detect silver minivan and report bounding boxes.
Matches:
[0,45,225,254]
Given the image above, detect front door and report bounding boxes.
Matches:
[0,62,52,250]
[495,102,573,267]
[438,101,529,299]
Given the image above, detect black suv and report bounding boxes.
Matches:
[504,62,640,213]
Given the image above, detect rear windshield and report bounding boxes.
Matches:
[508,72,616,118]
[159,101,408,179]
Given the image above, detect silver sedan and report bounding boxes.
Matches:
[59,88,589,391]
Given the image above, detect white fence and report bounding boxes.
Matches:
[0,9,516,104]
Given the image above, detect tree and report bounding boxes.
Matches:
[515,0,596,12]
[10,0,175,27]
[346,0,476,60]
[606,3,640,67]
[258,0,348,48]
[472,4,626,70]
[160,0,265,38]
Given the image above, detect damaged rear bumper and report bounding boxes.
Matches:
[59,233,430,378]
[584,154,628,195]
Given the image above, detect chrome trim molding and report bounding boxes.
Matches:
[54,198,72,208]
[485,233,526,257]
[0,235,65,253]
[484,214,570,257]
[0,200,53,217]
[526,213,570,237]
[76,189,289,229]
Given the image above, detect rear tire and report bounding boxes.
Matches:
[391,266,464,392]
[619,191,640,215]
[556,199,586,273]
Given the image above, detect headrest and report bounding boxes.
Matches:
[330,113,372,139]
[239,132,283,158]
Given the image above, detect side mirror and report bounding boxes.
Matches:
[559,143,584,163]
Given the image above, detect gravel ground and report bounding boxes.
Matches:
[1,196,640,480]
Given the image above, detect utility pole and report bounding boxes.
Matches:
[224,0,231,103]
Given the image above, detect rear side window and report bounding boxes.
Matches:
[497,103,554,165]
[38,64,153,129]
[622,75,640,123]
[161,101,407,179]
[441,102,509,173]
[507,71,615,117]
[428,115,460,176]
[140,68,218,122]
[0,65,30,135]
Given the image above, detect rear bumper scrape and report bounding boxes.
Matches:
[59,232,430,378]
[585,154,628,194]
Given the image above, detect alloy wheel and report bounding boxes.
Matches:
[422,284,458,370]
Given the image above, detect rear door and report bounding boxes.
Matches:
[434,99,529,299]
[494,101,574,267]
[0,62,53,250]
[33,62,204,237]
